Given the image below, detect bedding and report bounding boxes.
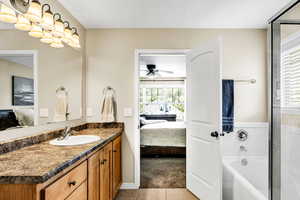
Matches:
[140,121,186,147]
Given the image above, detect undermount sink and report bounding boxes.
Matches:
[49,135,101,146]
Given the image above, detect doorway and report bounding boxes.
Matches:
[135,49,188,188]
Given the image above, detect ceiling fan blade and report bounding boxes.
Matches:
[159,70,174,74]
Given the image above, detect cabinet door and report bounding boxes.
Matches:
[112,136,122,199]
[88,152,100,200]
[100,143,113,200]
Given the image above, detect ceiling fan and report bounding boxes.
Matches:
[141,64,174,77]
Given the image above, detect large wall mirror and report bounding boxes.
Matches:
[0,1,83,132]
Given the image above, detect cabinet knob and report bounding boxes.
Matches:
[113,150,117,153]
[68,181,76,186]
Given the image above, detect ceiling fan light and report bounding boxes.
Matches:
[29,23,43,38]
[50,37,64,48]
[40,10,53,30]
[0,3,17,23]
[15,14,31,31]
[40,30,53,44]
[25,0,42,23]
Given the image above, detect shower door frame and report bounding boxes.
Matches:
[269,1,300,199]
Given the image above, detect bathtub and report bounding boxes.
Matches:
[223,157,268,200]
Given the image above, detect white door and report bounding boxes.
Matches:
[186,39,222,200]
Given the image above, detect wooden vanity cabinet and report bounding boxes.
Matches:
[88,151,100,200]
[0,136,122,200]
[99,142,113,200]
[87,136,122,200]
[112,136,122,199]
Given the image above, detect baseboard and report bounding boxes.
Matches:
[120,183,140,189]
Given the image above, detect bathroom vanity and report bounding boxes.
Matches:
[0,123,123,200]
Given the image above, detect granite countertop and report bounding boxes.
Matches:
[0,127,123,184]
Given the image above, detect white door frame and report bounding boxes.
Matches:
[0,50,39,126]
[133,49,190,188]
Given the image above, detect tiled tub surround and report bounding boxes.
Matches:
[221,122,269,200]
[0,123,124,184]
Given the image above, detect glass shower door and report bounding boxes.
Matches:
[270,2,300,200]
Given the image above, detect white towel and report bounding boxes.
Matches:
[53,90,68,122]
[100,89,117,123]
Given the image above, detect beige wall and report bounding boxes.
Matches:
[0,58,33,108]
[86,28,268,183]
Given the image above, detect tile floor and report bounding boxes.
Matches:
[115,189,199,200]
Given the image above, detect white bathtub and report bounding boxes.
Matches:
[223,157,268,200]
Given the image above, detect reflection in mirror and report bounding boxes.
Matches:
[0,52,35,131]
[53,86,69,122]
[0,0,83,133]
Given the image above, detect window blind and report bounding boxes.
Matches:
[281,47,300,107]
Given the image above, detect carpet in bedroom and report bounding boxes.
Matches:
[140,157,186,188]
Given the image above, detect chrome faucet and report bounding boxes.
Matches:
[58,126,72,140]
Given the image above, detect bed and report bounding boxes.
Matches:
[140,121,186,156]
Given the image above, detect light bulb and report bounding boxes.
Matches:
[40,10,53,30]
[15,15,31,31]
[0,3,17,23]
[29,23,43,38]
[52,19,64,37]
[62,27,72,43]
[50,37,64,48]
[25,0,42,23]
[40,30,53,44]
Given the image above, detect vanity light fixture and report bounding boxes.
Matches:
[50,37,64,48]
[0,0,80,49]
[62,21,72,44]
[15,14,31,31]
[29,23,42,38]
[0,2,17,23]
[52,13,64,38]
[40,30,53,44]
[68,27,80,48]
[24,0,41,23]
[40,4,53,30]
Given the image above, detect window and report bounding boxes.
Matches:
[139,87,185,120]
[281,46,300,108]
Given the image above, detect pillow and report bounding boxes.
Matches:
[14,109,34,127]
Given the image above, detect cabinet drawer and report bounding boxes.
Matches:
[65,181,87,200]
[45,161,87,200]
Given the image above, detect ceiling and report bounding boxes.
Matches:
[58,0,291,28]
[0,55,34,68]
[140,55,186,77]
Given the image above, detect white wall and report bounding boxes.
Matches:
[86,28,268,183]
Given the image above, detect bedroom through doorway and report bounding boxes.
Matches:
[137,50,187,188]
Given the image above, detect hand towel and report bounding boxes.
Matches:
[53,90,68,122]
[222,80,234,133]
[100,89,117,123]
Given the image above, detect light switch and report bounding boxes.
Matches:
[39,108,49,118]
[87,107,93,117]
[124,107,133,117]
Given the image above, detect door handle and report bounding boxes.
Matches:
[211,131,219,138]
